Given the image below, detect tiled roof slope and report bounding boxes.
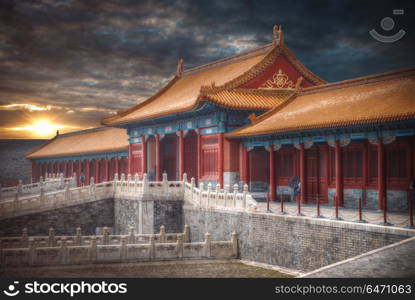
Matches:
[26,127,129,159]
[227,68,415,137]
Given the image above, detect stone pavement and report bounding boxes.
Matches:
[256,201,414,228]
[300,236,415,277]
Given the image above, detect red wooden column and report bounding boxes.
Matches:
[178,131,185,179]
[85,160,90,185]
[142,136,148,175]
[268,146,276,201]
[127,144,132,175]
[105,158,109,181]
[218,133,224,188]
[378,137,386,210]
[196,129,202,181]
[335,140,344,206]
[155,134,161,181]
[93,160,98,182]
[299,143,306,203]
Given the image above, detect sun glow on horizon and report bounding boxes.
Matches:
[8,119,79,138]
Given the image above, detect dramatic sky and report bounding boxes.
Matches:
[0,0,414,139]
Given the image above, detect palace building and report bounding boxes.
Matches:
[26,26,415,211]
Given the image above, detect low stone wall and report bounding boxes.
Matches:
[0,199,114,236]
[182,206,415,272]
[300,236,415,277]
[0,230,237,268]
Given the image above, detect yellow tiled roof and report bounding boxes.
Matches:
[227,69,415,137]
[201,88,296,110]
[103,45,272,125]
[103,38,325,126]
[26,127,129,159]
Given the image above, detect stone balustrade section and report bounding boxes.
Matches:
[0,172,258,219]
[0,226,237,267]
[184,176,257,212]
[0,173,76,201]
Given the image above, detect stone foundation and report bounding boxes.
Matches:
[182,206,414,272]
[0,199,114,236]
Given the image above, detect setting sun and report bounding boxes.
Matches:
[31,120,55,136]
[7,119,79,138]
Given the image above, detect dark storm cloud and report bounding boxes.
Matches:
[0,0,414,138]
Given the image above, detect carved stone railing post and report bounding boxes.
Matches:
[89,177,95,195]
[176,233,183,259]
[149,235,155,260]
[204,232,211,258]
[48,227,55,247]
[243,184,248,210]
[207,183,212,207]
[59,173,64,189]
[22,228,28,248]
[190,177,195,202]
[184,224,190,242]
[64,183,70,202]
[120,236,127,261]
[199,183,204,206]
[71,173,77,187]
[159,225,166,243]
[233,184,238,208]
[215,183,220,206]
[162,172,168,194]
[75,227,82,246]
[142,173,148,194]
[224,184,230,207]
[128,226,135,244]
[231,232,238,257]
[60,238,67,264]
[102,227,109,245]
[90,237,97,263]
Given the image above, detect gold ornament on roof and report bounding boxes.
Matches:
[260,69,295,89]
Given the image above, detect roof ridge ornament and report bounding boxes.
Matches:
[176,58,184,77]
[272,25,284,46]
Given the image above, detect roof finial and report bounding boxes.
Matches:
[56,130,59,136]
[176,58,184,77]
[273,25,283,46]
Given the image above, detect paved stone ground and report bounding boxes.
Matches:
[256,201,414,228]
[0,260,293,278]
[301,237,415,278]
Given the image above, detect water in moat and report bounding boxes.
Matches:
[0,260,293,278]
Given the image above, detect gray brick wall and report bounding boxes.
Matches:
[182,206,412,272]
[0,199,114,236]
[114,199,182,235]
[0,139,47,186]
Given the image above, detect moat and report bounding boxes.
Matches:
[0,260,293,278]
